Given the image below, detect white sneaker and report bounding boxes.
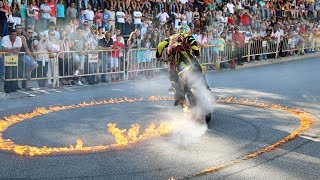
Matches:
[74,70,79,76]
[77,81,84,86]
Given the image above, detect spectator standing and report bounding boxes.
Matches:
[116,6,125,35]
[34,31,49,87]
[71,27,88,86]
[47,0,57,24]
[66,2,77,21]
[26,1,36,29]
[226,0,235,14]
[173,9,181,29]
[156,8,169,25]
[133,6,142,29]
[127,31,138,80]
[82,20,90,37]
[124,10,133,36]
[94,8,102,27]
[56,0,65,26]
[2,28,21,93]
[11,0,21,28]
[141,32,152,78]
[186,6,193,27]
[106,7,115,35]
[102,7,109,32]
[98,31,113,83]
[110,35,124,82]
[47,29,60,87]
[0,1,8,37]
[40,0,51,30]
[16,25,38,90]
[87,25,99,85]
[58,30,73,86]
[232,26,245,66]
[84,4,95,25]
[20,0,27,29]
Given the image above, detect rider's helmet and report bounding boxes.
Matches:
[177,24,191,34]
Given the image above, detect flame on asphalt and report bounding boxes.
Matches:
[0,96,173,156]
[0,94,316,180]
[172,97,316,179]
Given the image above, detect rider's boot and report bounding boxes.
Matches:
[173,82,184,106]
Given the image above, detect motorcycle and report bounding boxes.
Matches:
[177,61,212,124]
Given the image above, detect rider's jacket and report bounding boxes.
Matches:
[156,33,200,66]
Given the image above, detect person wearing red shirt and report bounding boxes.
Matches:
[232,26,245,66]
[298,24,307,35]
[47,0,57,24]
[228,14,235,27]
[239,10,251,26]
[111,35,125,81]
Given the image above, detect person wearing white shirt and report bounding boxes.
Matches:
[271,24,284,43]
[173,11,181,29]
[133,7,142,29]
[156,9,169,25]
[186,7,193,26]
[40,0,51,30]
[116,7,125,35]
[84,5,95,25]
[2,29,22,93]
[226,1,235,14]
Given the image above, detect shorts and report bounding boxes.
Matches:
[110,57,118,68]
[73,53,85,70]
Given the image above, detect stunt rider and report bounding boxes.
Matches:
[156,25,210,106]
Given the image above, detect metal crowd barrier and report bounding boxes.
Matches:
[57,50,126,85]
[3,51,56,86]
[3,35,318,90]
[126,48,165,80]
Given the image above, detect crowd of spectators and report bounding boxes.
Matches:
[1,0,320,93]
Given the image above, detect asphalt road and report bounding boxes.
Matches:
[0,57,319,180]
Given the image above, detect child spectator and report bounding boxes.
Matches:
[111,35,124,82]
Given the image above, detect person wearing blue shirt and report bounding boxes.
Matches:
[56,0,65,26]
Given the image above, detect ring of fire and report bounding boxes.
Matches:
[0,96,315,179]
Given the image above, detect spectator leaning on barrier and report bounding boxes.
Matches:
[16,24,38,91]
[98,31,113,83]
[2,28,21,93]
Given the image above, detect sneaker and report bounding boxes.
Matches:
[74,70,79,76]
[0,74,4,81]
[77,81,84,86]
[25,87,33,91]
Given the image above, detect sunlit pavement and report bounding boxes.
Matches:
[0,58,319,179]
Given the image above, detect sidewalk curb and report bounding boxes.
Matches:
[235,53,319,70]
